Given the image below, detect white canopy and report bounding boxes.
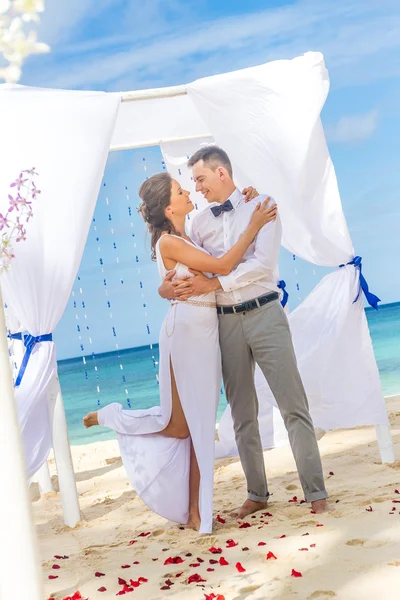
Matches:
[0,49,393,519]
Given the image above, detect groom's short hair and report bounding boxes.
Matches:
[187,145,233,178]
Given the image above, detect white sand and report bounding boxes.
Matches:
[36,396,400,600]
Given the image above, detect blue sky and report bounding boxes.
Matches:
[19,0,400,359]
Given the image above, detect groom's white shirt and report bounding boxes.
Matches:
[190,188,282,306]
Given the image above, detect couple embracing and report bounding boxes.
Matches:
[83,146,329,534]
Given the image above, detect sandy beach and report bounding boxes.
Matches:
[36,395,400,600]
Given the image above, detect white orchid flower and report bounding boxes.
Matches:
[0,63,21,82]
[0,0,10,16]
[13,0,45,22]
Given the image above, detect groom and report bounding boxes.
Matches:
[159,146,329,518]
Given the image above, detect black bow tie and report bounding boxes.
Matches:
[210,199,234,217]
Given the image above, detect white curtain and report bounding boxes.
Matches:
[179,52,388,455]
[0,86,120,477]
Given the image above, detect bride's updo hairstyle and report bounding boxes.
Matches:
[138,172,178,260]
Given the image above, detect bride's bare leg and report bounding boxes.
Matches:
[160,360,190,440]
[161,361,201,530]
[186,441,201,530]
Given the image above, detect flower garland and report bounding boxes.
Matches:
[0,167,40,272]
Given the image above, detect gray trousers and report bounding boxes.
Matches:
[218,298,327,503]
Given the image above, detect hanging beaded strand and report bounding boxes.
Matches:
[127,170,159,384]
[95,182,132,407]
[70,275,101,406]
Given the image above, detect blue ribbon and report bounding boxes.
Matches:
[339,256,380,310]
[15,333,53,387]
[278,280,289,308]
[7,332,23,341]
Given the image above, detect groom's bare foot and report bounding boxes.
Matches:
[311,499,333,514]
[186,512,201,531]
[230,499,268,520]
[83,412,99,428]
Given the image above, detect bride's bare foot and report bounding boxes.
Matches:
[311,498,333,514]
[83,412,99,428]
[230,499,268,519]
[186,512,201,531]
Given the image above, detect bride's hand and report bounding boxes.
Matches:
[248,198,277,232]
[242,186,259,201]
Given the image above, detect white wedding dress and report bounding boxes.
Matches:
[97,236,221,533]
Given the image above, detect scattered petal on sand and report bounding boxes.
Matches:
[291,569,303,578]
[266,552,277,560]
[235,562,246,573]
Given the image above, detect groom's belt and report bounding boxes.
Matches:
[216,291,279,315]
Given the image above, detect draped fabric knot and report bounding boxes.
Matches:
[15,333,53,387]
[339,255,380,310]
[7,331,23,341]
[210,199,234,217]
[277,280,289,308]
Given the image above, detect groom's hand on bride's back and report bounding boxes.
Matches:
[158,271,194,301]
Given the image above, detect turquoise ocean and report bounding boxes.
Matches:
[59,302,400,446]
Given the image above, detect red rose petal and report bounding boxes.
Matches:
[98,588,107,593]
[175,573,183,578]
[118,577,128,586]
[165,579,174,586]
[209,546,222,554]
[209,559,218,565]
[188,573,206,584]
[310,544,316,548]
[329,471,334,476]
[197,557,205,563]
[226,539,238,548]
[138,532,151,537]
[63,555,69,560]
[189,563,200,567]
[129,580,140,588]
[160,586,170,590]
[138,577,148,583]
[217,515,226,524]
[239,522,251,529]
[48,575,58,580]
[258,542,266,546]
[95,572,105,577]
[289,496,298,503]
[299,548,309,551]
[291,569,303,578]
[300,500,307,504]
[152,558,159,561]
[392,500,400,503]
[207,568,214,572]
[395,489,399,494]
[52,564,61,569]
[235,562,246,573]
[316,524,324,527]
[266,551,277,560]
[279,534,286,538]
[302,533,310,536]
[310,510,316,514]
[205,595,226,600]
[366,506,373,512]
[242,547,249,551]
[121,565,130,569]
[54,555,63,559]
[133,561,140,565]
[164,556,184,565]
[128,540,136,546]
[186,552,193,557]
[219,557,229,566]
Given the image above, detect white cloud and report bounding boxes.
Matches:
[326,110,379,143]
[21,0,400,92]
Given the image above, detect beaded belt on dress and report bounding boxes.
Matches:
[170,299,216,308]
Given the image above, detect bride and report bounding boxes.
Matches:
[83,173,276,533]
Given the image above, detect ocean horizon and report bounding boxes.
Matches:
[59,301,400,446]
